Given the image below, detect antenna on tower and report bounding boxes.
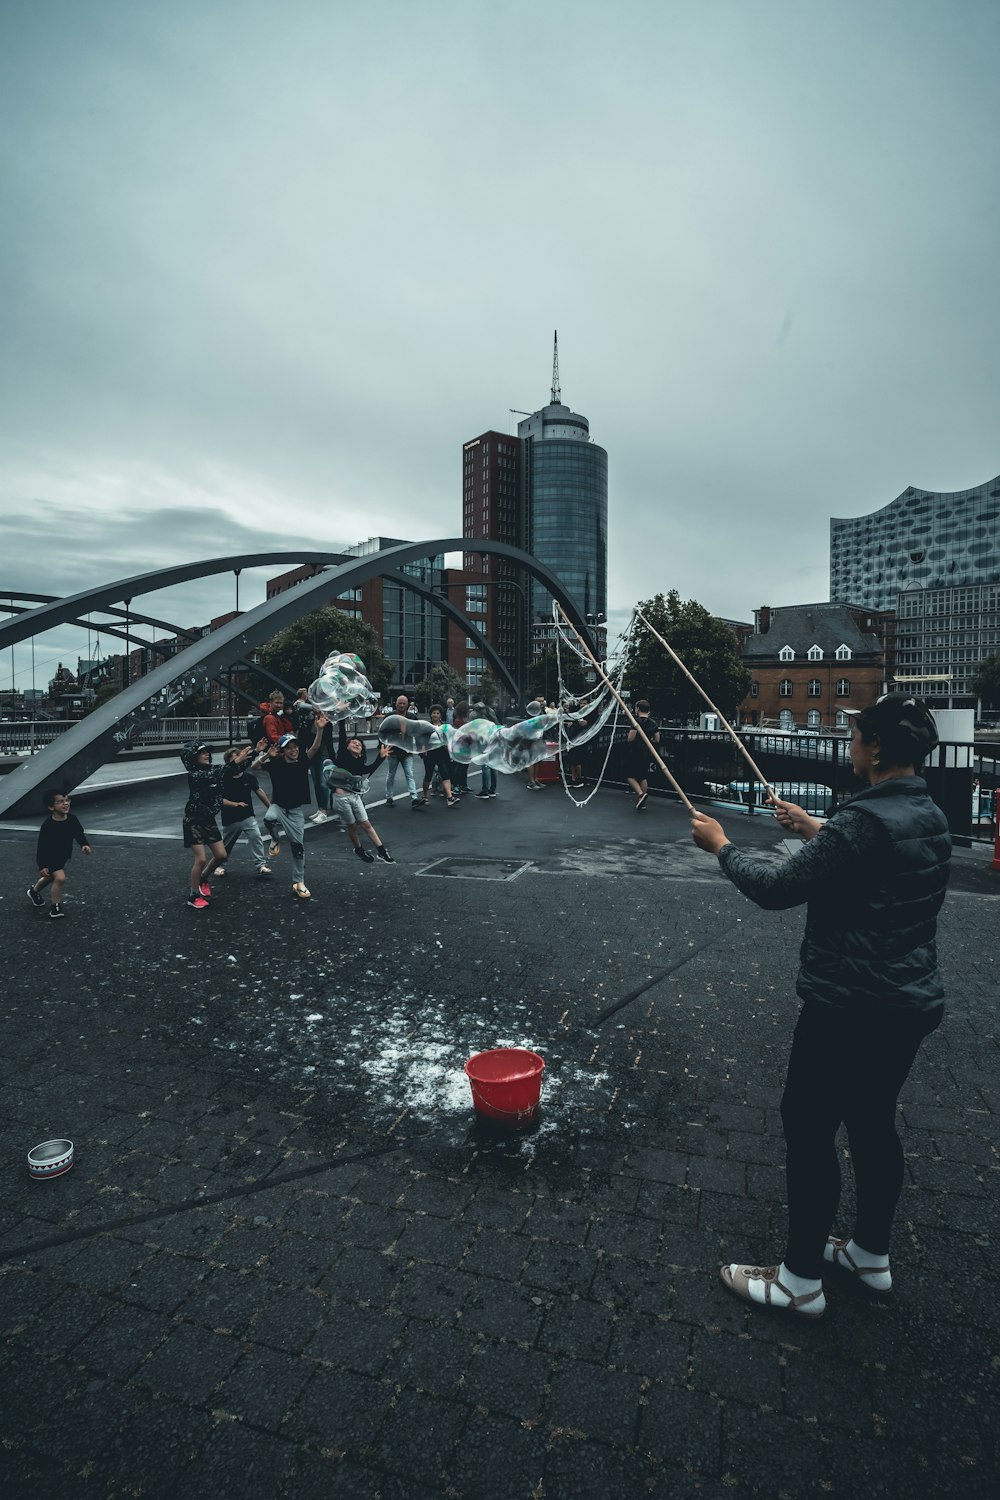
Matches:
[550,329,561,404]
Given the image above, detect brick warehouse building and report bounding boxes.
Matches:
[739,602,892,730]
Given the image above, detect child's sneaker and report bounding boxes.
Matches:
[49,903,66,919]
[198,881,212,899]
[186,893,209,909]
[27,886,45,908]
[354,846,375,863]
[376,846,394,863]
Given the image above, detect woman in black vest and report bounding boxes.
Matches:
[691,696,950,1318]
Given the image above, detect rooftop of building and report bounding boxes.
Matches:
[743,600,885,658]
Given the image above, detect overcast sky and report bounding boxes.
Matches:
[2,0,998,694]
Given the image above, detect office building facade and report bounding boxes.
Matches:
[830,473,1000,705]
[462,335,608,688]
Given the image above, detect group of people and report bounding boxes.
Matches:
[23,680,955,1331]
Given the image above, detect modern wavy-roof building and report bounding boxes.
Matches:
[830,475,1000,611]
[830,473,1000,705]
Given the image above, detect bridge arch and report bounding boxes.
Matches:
[0,539,591,816]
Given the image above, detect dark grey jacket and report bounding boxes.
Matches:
[797,778,951,1011]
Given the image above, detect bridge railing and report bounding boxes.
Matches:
[581,726,1000,844]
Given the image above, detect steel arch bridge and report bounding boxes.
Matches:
[0,539,594,817]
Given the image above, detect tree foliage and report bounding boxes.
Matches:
[411,661,468,710]
[526,643,588,703]
[477,669,499,708]
[258,606,395,700]
[621,591,751,723]
[972,653,1000,709]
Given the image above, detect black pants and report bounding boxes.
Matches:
[780,1001,942,1279]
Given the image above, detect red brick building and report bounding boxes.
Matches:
[739,602,892,730]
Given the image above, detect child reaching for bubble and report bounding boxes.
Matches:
[27,789,92,919]
[323,720,394,864]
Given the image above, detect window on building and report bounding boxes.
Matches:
[807,644,823,660]
[836,709,848,729]
[778,709,795,729]
[750,680,759,697]
[807,709,821,728]
[779,645,795,661]
[835,644,852,660]
[807,679,821,697]
[779,679,793,697]
[836,678,851,696]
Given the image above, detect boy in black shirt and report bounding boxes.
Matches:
[253,713,326,900]
[28,789,92,919]
[219,747,272,877]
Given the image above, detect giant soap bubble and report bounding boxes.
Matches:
[379,710,560,773]
[307,652,380,720]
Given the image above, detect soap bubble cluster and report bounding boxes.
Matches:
[307,652,380,720]
[379,710,561,774]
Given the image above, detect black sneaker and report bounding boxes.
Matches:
[49,903,65,919]
[475,790,490,799]
[384,798,394,808]
[411,799,426,811]
[487,792,498,799]
[635,792,648,811]
[27,886,44,908]
[446,795,461,807]
[376,846,394,863]
[354,846,375,863]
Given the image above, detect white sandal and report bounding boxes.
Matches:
[720,1263,825,1318]
[825,1237,892,1293]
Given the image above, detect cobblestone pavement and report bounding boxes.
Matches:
[2,781,998,1498]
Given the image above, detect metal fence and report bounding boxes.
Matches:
[582,726,1000,845]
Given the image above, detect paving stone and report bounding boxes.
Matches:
[688,1328,783,1406]
[461,1226,530,1281]
[382,1320,478,1398]
[319,1243,400,1304]
[607,1310,690,1381]
[461,1340,552,1420]
[248,1284,328,1352]
[544,1361,644,1447]
[394,1211,473,1267]
[169,1422,298,1498]
[537,1297,614,1362]
[392,1259,470,1322]
[283,1365,394,1455]
[447,1412,546,1499]
[368,1388,468,1487]
[462,1276,546,1343]
[214,1345,314,1430]
[305,1302,401,1374]
[543,1436,659,1498]
[521,1240,599,1298]
[133,1320,242,1403]
[639,1383,722,1472]
[71,1301,170,1378]
[119,1247,210,1313]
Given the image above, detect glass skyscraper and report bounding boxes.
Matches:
[517,346,608,644]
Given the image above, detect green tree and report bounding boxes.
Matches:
[477,669,499,709]
[526,643,587,703]
[258,606,395,700]
[412,661,468,709]
[622,591,751,723]
[972,653,1000,709]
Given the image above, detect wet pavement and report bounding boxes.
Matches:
[2,770,998,1498]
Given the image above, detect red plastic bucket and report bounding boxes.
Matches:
[465,1048,545,1129]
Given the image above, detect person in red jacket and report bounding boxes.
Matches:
[259,689,294,745]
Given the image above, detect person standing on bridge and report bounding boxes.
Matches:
[691,696,950,1319]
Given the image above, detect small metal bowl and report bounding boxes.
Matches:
[27,1139,74,1180]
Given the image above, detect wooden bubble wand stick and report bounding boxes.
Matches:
[634,607,779,804]
[555,605,697,815]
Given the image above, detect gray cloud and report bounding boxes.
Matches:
[1,0,998,693]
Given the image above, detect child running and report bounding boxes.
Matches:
[323,719,394,864]
[218,746,272,878]
[28,789,92,919]
[181,740,254,909]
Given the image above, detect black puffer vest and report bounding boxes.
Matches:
[797,777,951,1012]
